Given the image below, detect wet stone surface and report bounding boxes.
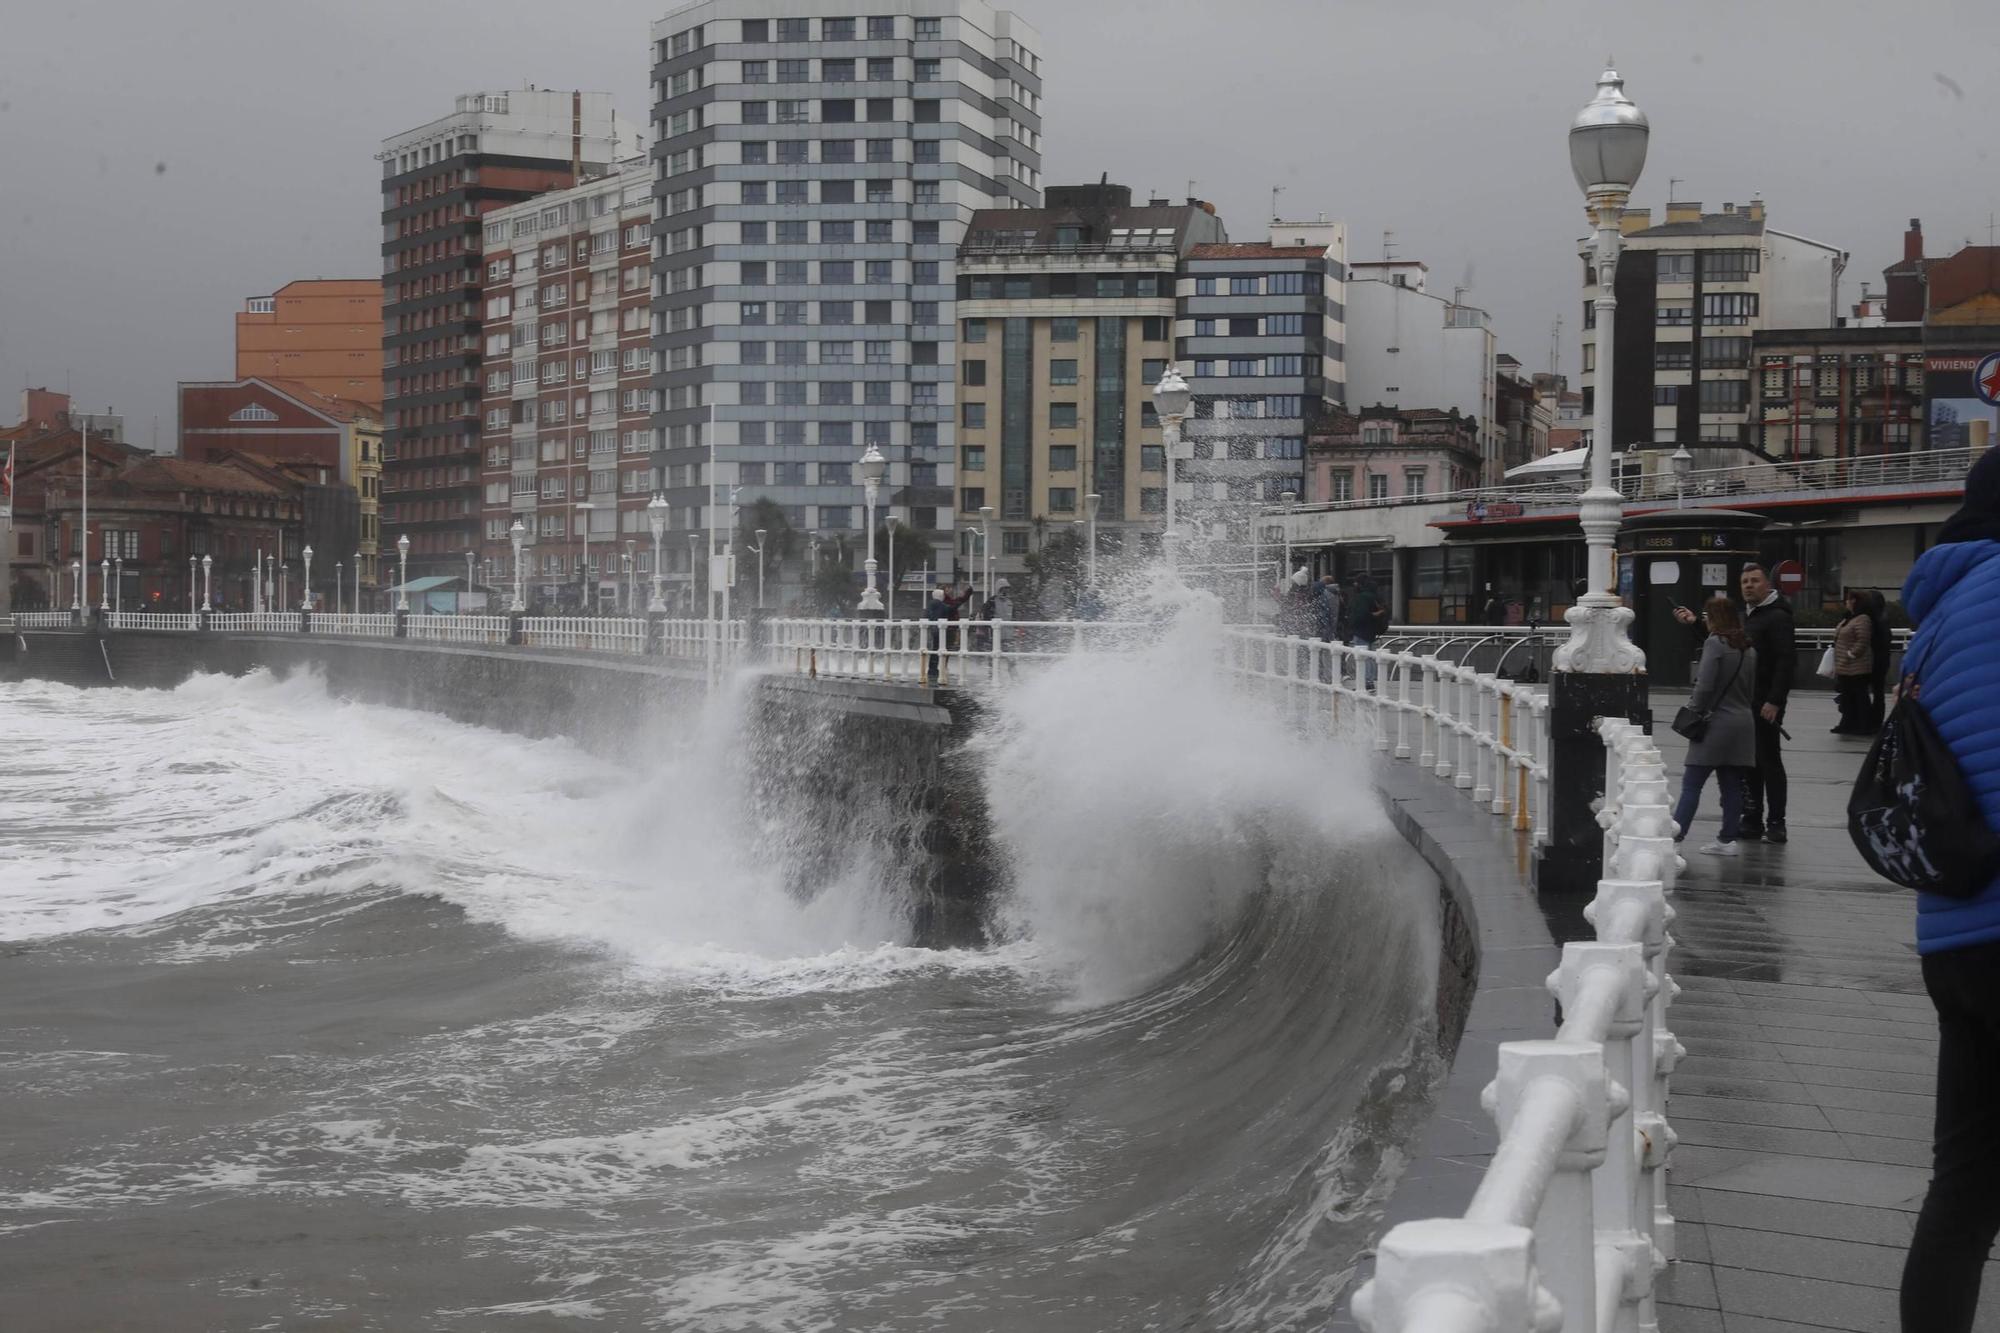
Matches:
[1649,689,2000,1333]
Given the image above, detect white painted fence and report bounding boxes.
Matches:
[765,617,1162,686]
[14,611,76,629]
[309,613,396,639]
[106,612,198,631]
[404,614,512,646]
[1353,718,1682,1333]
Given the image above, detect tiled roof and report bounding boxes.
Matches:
[1628,214,1763,238]
[118,457,287,496]
[261,378,378,423]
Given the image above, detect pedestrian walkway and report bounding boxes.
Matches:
[1648,688,2000,1333]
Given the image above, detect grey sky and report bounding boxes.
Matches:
[4,0,1997,445]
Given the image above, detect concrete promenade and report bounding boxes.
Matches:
[1647,688,1998,1333]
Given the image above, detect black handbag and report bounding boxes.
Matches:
[1848,630,2000,898]
[1671,647,1744,742]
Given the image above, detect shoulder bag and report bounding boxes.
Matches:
[1671,645,1745,743]
[1847,614,2000,898]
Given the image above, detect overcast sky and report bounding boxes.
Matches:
[4,0,1997,445]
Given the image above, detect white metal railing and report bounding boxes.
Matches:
[1218,630,1553,844]
[766,617,1165,687]
[310,612,397,639]
[207,612,254,633]
[14,611,76,628]
[243,611,300,634]
[404,614,512,645]
[106,612,197,631]
[1282,444,1982,520]
[1353,719,1682,1333]
[517,615,650,656]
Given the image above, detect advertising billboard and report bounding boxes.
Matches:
[1925,352,2000,452]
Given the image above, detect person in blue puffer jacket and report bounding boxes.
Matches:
[1898,446,2000,1333]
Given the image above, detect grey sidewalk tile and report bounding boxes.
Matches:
[1682,1189,1916,1246]
[1771,1043,1935,1075]
[1659,1261,1720,1309]
[1673,1148,1929,1210]
[1807,1083,1936,1118]
[1670,1094,1831,1131]
[1658,1303,1726,1333]
[1702,1223,1909,1289]
[1818,1106,1933,1143]
[1777,1060,1932,1095]
[1711,1267,1897,1333]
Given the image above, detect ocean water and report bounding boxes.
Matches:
[0,614,1444,1331]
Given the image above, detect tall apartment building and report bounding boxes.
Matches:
[955,184,1226,577]
[378,89,638,581]
[235,280,384,409]
[1577,197,1847,465]
[1343,259,1500,484]
[1178,220,1347,530]
[475,159,659,610]
[648,1,1044,592]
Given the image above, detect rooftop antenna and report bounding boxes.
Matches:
[1186,178,1197,201]
[1270,183,1284,222]
[1382,229,1396,262]
[1549,317,1562,377]
[1668,177,1681,203]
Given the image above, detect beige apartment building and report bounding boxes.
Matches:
[953,184,1225,580]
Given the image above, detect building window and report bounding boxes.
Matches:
[1657,303,1693,327]
[1048,359,1078,385]
[1700,337,1750,369]
[1267,272,1309,295]
[915,58,941,81]
[963,359,987,386]
[1653,385,1681,405]
[1655,345,1692,371]
[1048,487,1076,513]
[1657,252,1695,283]
[1700,293,1759,324]
[742,101,768,124]
[1050,317,1079,343]
[1702,249,1761,282]
[775,17,809,40]
[1266,313,1304,335]
[1330,471,1353,502]
[1698,378,1750,411]
[1002,531,1029,555]
[962,446,986,472]
[961,487,985,511]
[1048,403,1078,429]
[1048,445,1076,471]
[1229,276,1260,295]
[867,57,894,80]
[1404,468,1427,497]
[1366,474,1389,501]
[962,402,987,429]
[1139,488,1165,514]
[915,16,942,37]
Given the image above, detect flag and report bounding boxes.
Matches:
[1,441,13,519]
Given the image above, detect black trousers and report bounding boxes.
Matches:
[1742,711,1788,824]
[1835,675,1873,732]
[1902,939,2000,1333]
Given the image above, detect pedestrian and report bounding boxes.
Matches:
[1347,573,1389,689]
[1274,567,1312,636]
[1313,574,1341,644]
[1670,594,1757,856]
[923,582,971,683]
[1866,588,1893,733]
[1678,562,1795,842]
[1897,446,2000,1333]
[1482,584,1507,625]
[1830,589,1876,735]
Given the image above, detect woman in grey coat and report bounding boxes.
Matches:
[1672,594,1759,857]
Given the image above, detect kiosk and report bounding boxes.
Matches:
[1618,509,1768,687]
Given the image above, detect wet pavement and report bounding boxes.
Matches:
[1648,688,2000,1333]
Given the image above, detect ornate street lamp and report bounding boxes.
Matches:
[978,504,994,596]
[352,551,361,615]
[100,558,110,612]
[510,519,528,613]
[1557,62,1649,675]
[201,553,212,612]
[1670,444,1694,509]
[70,560,80,612]
[646,496,668,613]
[302,545,314,611]
[335,562,343,614]
[1152,365,1192,563]
[857,444,885,613]
[751,527,768,609]
[687,532,701,614]
[396,533,411,612]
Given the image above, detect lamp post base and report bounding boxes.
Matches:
[1535,670,1651,896]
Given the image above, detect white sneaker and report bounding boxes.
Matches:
[1699,840,1740,857]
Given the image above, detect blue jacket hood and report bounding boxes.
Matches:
[1905,540,2000,622]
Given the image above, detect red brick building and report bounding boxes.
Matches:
[3,395,148,609]
[177,377,368,481]
[42,458,301,612]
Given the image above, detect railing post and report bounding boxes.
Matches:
[1552,941,1654,1333]
[1482,1040,1615,1333]
[1419,660,1439,772]
[1473,674,1496,804]
[1353,1220,1558,1333]
[1538,672,1649,895]
[1394,654,1415,760]
[393,608,409,639]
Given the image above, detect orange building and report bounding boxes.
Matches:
[234,280,383,409]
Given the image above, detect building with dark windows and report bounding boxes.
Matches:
[648,1,1045,596]
[1577,197,1847,473]
[377,90,638,581]
[954,184,1226,578]
[1344,259,1498,483]
[1177,221,1347,536]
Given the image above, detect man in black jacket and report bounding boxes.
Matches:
[1738,563,1796,841]
[1672,561,1796,841]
